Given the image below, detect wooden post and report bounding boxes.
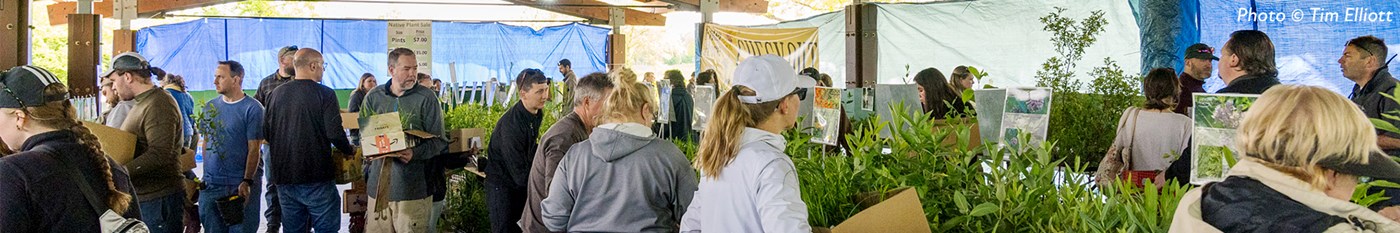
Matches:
[845,3,877,89]
[1,0,31,68]
[113,29,136,54]
[607,7,626,68]
[68,14,100,97]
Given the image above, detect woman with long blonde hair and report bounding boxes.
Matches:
[680,55,814,232]
[540,68,698,232]
[0,66,141,231]
[1171,85,1400,232]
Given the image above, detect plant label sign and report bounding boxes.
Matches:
[1190,93,1258,185]
[387,21,432,74]
[874,84,921,138]
[973,89,1008,144]
[811,87,843,146]
[693,85,717,131]
[657,86,673,124]
[997,88,1053,150]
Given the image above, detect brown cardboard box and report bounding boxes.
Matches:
[830,187,931,233]
[341,112,360,130]
[343,189,367,213]
[448,128,486,153]
[334,150,363,185]
[359,112,436,156]
[179,148,197,171]
[81,121,136,164]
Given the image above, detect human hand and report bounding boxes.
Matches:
[1381,206,1400,223]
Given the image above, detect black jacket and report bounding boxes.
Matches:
[667,86,695,141]
[1216,73,1280,94]
[263,79,355,185]
[1201,176,1351,232]
[483,102,544,188]
[0,131,142,232]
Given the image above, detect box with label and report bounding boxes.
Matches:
[359,112,435,157]
[448,128,485,153]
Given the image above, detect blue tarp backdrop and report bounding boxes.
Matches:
[1139,0,1400,94]
[136,18,611,91]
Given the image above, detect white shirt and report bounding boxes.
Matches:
[680,128,810,233]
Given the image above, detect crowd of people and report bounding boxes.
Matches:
[4,26,1400,233]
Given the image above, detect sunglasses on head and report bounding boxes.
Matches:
[0,77,22,108]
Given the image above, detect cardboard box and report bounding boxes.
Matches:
[341,112,360,130]
[343,189,367,213]
[830,187,931,233]
[81,121,137,164]
[448,128,486,153]
[359,112,435,156]
[179,148,197,171]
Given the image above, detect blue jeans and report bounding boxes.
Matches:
[139,192,186,233]
[199,182,263,233]
[277,181,341,233]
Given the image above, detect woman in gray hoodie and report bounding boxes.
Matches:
[541,69,699,232]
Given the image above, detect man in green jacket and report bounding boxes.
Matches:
[108,52,187,233]
[360,47,447,233]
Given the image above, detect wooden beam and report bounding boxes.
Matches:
[2,0,32,67]
[47,0,238,25]
[68,14,101,97]
[506,0,666,26]
[657,0,766,13]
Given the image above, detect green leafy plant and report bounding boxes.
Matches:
[439,101,559,232]
[1034,7,1144,166]
[193,103,224,160]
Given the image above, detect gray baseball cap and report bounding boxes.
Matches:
[101,52,151,78]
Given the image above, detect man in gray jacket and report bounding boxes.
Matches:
[360,47,447,233]
[520,72,614,232]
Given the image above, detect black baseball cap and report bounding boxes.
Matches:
[1320,151,1400,183]
[0,66,67,108]
[101,52,152,78]
[1185,43,1219,60]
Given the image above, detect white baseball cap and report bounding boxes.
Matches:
[732,55,815,104]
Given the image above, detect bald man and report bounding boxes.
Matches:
[262,48,355,232]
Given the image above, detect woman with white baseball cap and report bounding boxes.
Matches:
[681,55,815,232]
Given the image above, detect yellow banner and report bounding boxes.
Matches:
[700,23,819,87]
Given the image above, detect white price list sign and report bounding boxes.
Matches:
[388,21,432,74]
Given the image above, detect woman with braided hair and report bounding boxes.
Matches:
[0,65,142,231]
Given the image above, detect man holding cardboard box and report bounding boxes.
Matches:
[359,48,447,233]
[263,48,355,232]
[108,52,188,233]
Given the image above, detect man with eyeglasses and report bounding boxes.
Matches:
[262,48,355,232]
[484,68,551,233]
[253,45,298,232]
[1175,43,1216,115]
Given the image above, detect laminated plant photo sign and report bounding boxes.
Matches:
[693,85,717,131]
[997,88,1053,150]
[874,84,921,139]
[810,87,843,145]
[973,89,1008,143]
[1190,93,1258,185]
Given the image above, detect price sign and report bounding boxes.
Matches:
[388,21,433,74]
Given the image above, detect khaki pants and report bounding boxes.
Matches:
[366,197,433,233]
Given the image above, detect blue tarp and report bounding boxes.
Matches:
[1162,1,1400,94]
[136,18,611,91]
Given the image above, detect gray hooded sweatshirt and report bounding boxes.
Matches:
[541,123,699,232]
